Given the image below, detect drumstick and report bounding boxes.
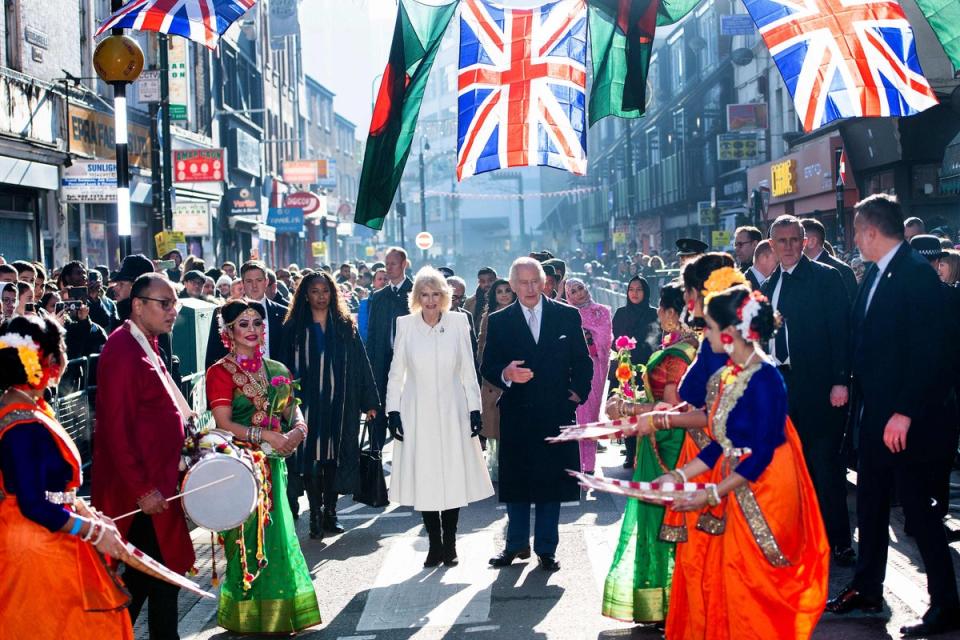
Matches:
[114,475,236,521]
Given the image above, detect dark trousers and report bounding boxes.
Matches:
[853,446,959,608]
[125,514,181,640]
[506,502,560,556]
[623,436,637,465]
[306,461,339,515]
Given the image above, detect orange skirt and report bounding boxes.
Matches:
[665,420,829,640]
[0,496,133,640]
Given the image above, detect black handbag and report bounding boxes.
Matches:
[353,419,389,508]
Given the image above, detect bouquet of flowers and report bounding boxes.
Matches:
[611,335,647,405]
[260,375,302,458]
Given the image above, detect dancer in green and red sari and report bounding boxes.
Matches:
[206,299,321,634]
[602,282,697,624]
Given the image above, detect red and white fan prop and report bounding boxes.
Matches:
[568,470,717,504]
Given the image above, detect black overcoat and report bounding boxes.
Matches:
[481,296,593,503]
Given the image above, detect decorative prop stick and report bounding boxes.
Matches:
[568,470,718,504]
[114,475,236,521]
[74,499,216,600]
[546,402,689,442]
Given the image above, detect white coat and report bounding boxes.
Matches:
[385,311,494,511]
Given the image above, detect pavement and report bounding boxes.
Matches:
[138,443,960,640]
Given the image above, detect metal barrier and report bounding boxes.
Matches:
[569,270,680,309]
[52,355,99,467]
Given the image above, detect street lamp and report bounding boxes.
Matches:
[92,13,144,260]
[418,136,430,261]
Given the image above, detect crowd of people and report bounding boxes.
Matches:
[1,191,959,638]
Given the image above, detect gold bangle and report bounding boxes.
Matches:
[647,414,655,430]
[664,413,672,430]
[705,485,721,506]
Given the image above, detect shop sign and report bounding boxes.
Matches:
[223,186,260,217]
[266,207,304,234]
[312,241,327,258]
[234,128,260,176]
[726,104,768,131]
[172,202,211,236]
[167,37,189,122]
[62,160,117,203]
[771,159,798,197]
[720,14,755,36]
[717,132,758,160]
[712,230,732,248]
[698,202,720,225]
[283,160,318,185]
[284,191,321,213]
[612,231,627,244]
[155,230,186,257]
[173,149,225,182]
[317,159,337,188]
[137,70,161,103]
[69,105,151,168]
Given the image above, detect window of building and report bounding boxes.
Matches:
[4,0,21,71]
[912,164,941,198]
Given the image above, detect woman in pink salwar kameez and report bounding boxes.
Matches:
[565,278,612,474]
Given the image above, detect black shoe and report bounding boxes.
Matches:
[537,555,560,572]
[322,510,345,534]
[442,538,459,567]
[424,542,443,568]
[622,460,634,469]
[489,547,531,567]
[825,586,884,615]
[901,606,960,637]
[308,512,323,540]
[831,546,856,568]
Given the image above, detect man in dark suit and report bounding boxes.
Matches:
[481,257,592,572]
[748,239,776,289]
[734,225,762,279]
[800,218,858,302]
[761,215,854,566]
[204,260,288,369]
[826,195,960,637]
[366,247,413,451]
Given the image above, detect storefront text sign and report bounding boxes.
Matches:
[771,159,798,197]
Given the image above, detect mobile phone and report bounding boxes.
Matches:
[24,303,36,312]
[65,299,84,313]
[157,260,176,270]
[68,286,89,301]
[54,301,66,314]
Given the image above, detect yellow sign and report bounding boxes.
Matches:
[712,230,731,248]
[312,241,327,258]
[612,231,627,244]
[771,159,798,197]
[154,230,186,257]
[365,246,376,257]
[69,105,151,168]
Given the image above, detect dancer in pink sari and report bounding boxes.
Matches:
[565,278,612,473]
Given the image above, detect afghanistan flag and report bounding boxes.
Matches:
[588,0,702,125]
[914,0,960,68]
[354,0,458,230]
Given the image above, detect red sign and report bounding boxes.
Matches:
[284,191,320,214]
[282,160,319,184]
[173,149,224,182]
[415,231,434,250]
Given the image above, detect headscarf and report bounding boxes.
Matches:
[612,275,658,364]
[564,277,592,309]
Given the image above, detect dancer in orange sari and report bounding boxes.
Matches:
[651,286,829,640]
[0,315,133,639]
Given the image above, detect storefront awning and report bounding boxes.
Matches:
[230,215,276,241]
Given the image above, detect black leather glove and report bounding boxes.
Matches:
[388,411,404,442]
[470,410,482,437]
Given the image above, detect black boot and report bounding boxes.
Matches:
[441,508,459,567]
[322,508,345,534]
[422,512,443,567]
[305,472,323,540]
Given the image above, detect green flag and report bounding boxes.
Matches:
[588,0,660,124]
[656,0,702,26]
[354,0,458,230]
[914,0,960,68]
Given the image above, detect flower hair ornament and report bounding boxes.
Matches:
[0,333,44,387]
[735,290,768,343]
[701,267,747,298]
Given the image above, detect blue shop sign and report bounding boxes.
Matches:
[267,207,304,233]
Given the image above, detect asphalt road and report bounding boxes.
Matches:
[140,443,960,640]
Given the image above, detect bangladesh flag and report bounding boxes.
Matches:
[914,0,960,69]
[354,0,458,230]
[589,0,702,125]
[588,0,660,124]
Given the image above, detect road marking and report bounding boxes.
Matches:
[496,501,581,510]
[337,636,377,640]
[465,625,500,632]
[583,523,622,594]
[339,502,366,515]
[356,530,497,631]
[340,512,412,520]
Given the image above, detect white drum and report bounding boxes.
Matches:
[181,430,261,531]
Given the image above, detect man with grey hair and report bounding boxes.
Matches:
[481,257,592,572]
[761,215,854,566]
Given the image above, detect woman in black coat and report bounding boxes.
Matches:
[610,276,659,467]
[283,271,380,540]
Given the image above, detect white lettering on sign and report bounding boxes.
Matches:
[803,163,822,180]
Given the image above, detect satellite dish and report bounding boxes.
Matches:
[731,48,754,66]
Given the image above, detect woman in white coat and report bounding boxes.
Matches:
[386,267,494,567]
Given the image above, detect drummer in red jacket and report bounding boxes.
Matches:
[92,273,195,640]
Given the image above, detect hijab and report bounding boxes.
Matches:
[564,277,592,309]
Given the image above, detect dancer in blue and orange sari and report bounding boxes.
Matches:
[647,286,829,639]
[0,315,133,639]
[601,282,697,624]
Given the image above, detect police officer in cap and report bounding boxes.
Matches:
[676,238,708,267]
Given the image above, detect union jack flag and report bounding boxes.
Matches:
[97,0,257,50]
[741,0,937,132]
[457,0,588,180]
